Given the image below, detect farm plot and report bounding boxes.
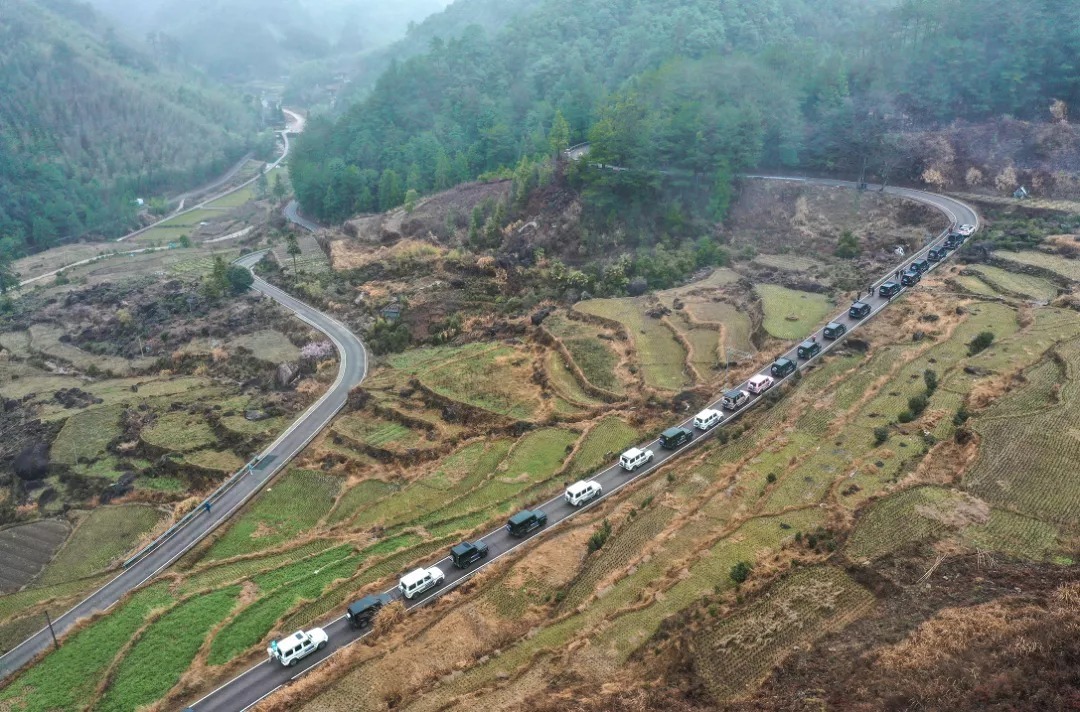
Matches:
[142,411,218,452]
[568,416,639,477]
[205,469,341,560]
[177,540,344,596]
[48,405,124,466]
[953,274,1000,297]
[0,582,173,712]
[332,413,423,451]
[994,250,1080,282]
[964,338,1080,527]
[969,265,1058,301]
[37,505,166,586]
[24,324,153,375]
[544,350,604,407]
[680,299,755,353]
[229,330,301,362]
[753,253,826,273]
[755,285,833,341]
[543,314,624,393]
[95,587,240,712]
[390,343,544,420]
[0,520,70,593]
[346,441,512,531]
[845,486,973,561]
[691,566,874,702]
[576,297,690,390]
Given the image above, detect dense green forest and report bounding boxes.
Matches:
[291,0,1080,235]
[0,0,265,258]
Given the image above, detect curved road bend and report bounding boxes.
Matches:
[0,253,368,680]
[189,179,978,712]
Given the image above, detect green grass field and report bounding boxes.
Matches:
[390,343,543,420]
[569,416,639,477]
[49,405,123,465]
[38,505,165,585]
[969,265,1058,301]
[332,414,422,450]
[576,297,689,390]
[142,412,218,452]
[229,330,302,362]
[0,583,173,712]
[994,250,1080,281]
[96,587,240,712]
[543,314,624,393]
[753,253,826,272]
[205,469,341,560]
[755,284,833,341]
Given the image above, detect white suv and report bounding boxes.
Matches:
[565,480,602,507]
[399,566,445,599]
[268,627,328,667]
[619,447,654,472]
[747,374,774,394]
[693,408,722,430]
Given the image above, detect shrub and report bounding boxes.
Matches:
[923,369,938,395]
[873,426,890,446]
[766,472,777,484]
[953,407,970,426]
[226,265,254,294]
[897,410,914,423]
[968,331,995,356]
[730,560,753,584]
[835,230,860,258]
[587,519,613,553]
[908,393,929,417]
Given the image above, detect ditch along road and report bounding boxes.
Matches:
[0,250,368,680]
[189,179,979,712]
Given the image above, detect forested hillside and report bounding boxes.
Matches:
[291,0,1080,230]
[0,0,264,257]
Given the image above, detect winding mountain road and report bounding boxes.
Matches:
[186,178,979,712]
[0,254,367,681]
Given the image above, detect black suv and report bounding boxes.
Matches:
[927,246,948,262]
[659,426,693,450]
[345,593,392,629]
[506,509,547,537]
[910,258,931,274]
[878,281,901,298]
[944,232,964,249]
[450,540,489,568]
[797,339,821,360]
[901,269,921,286]
[770,357,796,378]
[823,321,846,340]
[849,301,872,319]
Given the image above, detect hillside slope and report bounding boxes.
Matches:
[0,0,264,255]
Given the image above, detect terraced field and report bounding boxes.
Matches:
[994,250,1080,281]
[964,338,1080,527]
[543,314,624,393]
[692,566,874,701]
[576,297,690,390]
[968,264,1058,300]
[389,343,544,420]
[0,520,70,593]
[755,284,833,340]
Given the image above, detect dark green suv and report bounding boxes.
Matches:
[823,322,846,340]
[770,357,796,378]
[849,301,872,319]
[878,281,901,298]
[346,593,392,629]
[450,540,489,568]
[506,509,547,537]
[797,339,822,360]
[659,426,693,450]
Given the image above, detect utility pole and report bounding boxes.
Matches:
[45,610,59,651]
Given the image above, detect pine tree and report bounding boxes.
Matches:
[285,233,302,278]
[549,110,571,156]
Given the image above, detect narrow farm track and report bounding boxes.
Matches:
[187,179,979,712]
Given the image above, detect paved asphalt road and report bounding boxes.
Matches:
[284,200,322,233]
[0,252,368,680]
[187,179,979,712]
